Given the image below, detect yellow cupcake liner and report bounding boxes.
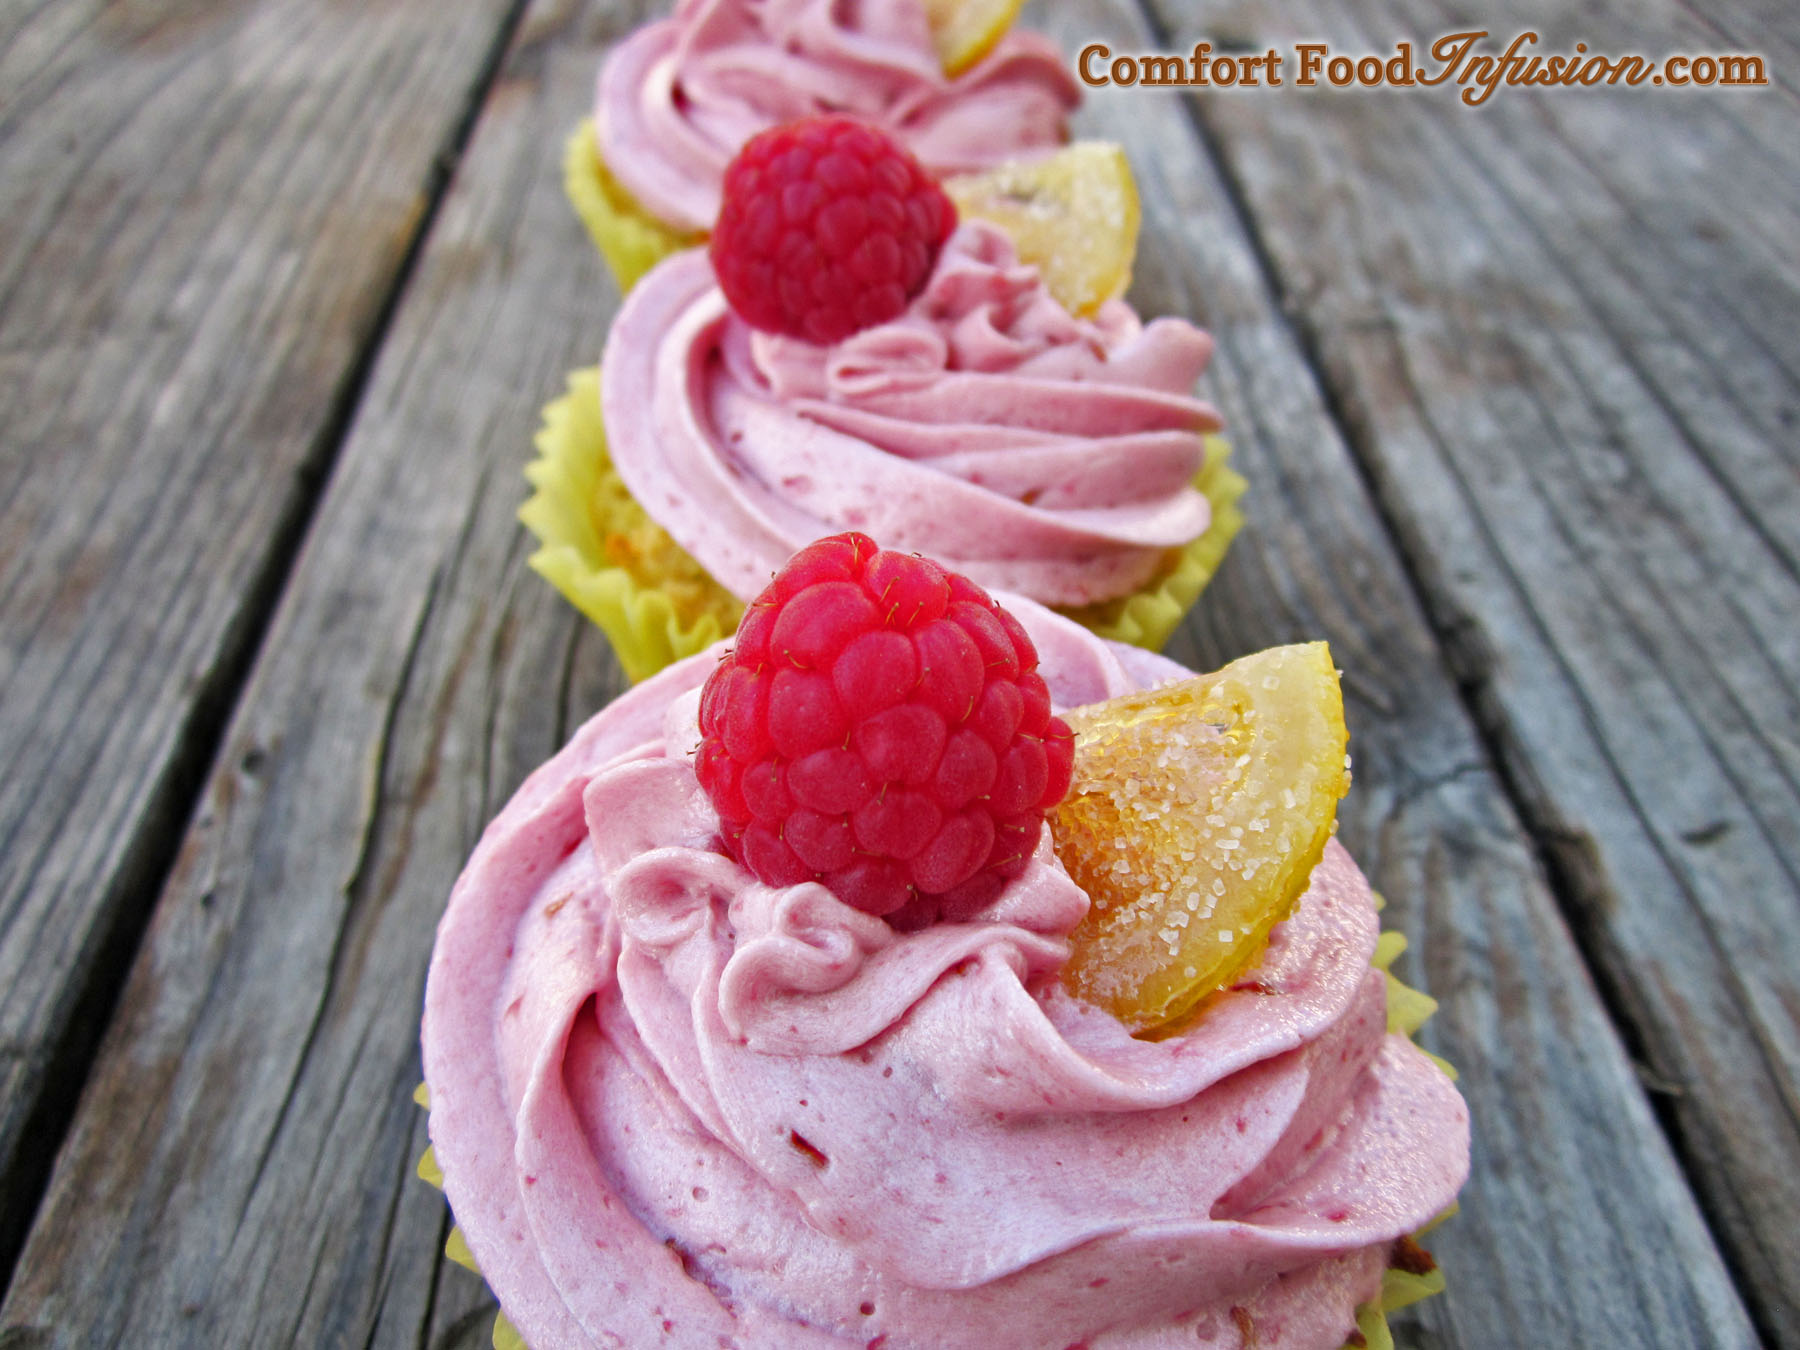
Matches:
[1057,433,1246,650]
[413,933,1451,1348]
[1353,1257,1451,1350]
[1348,902,1459,1347]
[519,368,744,683]
[412,1085,525,1350]
[521,370,1246,681]
[564,119,704,295]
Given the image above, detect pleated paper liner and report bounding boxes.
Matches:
[415,917,1455,1350]
[564,119,704,296]
[1057,438,1246,651]
[519,368,744,683]
[520,366,1248,682]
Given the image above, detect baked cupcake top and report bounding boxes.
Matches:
[421,563,1468,1348]
[595,0,1079,234]
[601,222,1223,609]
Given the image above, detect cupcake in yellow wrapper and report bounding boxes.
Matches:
[568,0,1079,291]
[521,364,1246,682]
[416,583,1465,1347]
[540,128,1245,682]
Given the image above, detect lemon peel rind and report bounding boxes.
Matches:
[520,368,744,683]
[924,0,1025,75]
[564,119,703,295]
[1055,643,1348,1030]
[945,141,1142,317]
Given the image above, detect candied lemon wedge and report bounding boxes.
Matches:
[922,0,1023,75]
[1053,643,1349,1032]
[945,142,1141,316]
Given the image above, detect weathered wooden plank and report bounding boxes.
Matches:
[1136,0,1800,1335]
[0,0,642,1339]
[0,0,524,1285]
[0,2,1762,1349]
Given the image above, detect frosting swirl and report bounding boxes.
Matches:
[601,224,1225,608]
[595,0,1080,233]
[422,602,1468,1349]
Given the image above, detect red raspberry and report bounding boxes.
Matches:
[695,534,1075,925]
[710,116,958,345]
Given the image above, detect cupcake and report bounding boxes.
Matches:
[569,0,1080,292]
[420,536,1469,1349]
[525,118,1246,682]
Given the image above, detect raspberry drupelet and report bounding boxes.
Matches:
[709,116,958,344]
[696,533,1075,924]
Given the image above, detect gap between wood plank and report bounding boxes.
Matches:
[1120,1,1773,1339]
[0,0,534,1303]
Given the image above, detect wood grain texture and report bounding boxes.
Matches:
[0,0,637,1341]
[0,0,523,1283]
[0,1,1765,1349]
[1136,0,1800,1334]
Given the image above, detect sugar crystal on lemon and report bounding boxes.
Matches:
[1053,643,1349,1032]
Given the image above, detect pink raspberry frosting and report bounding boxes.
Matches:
[595,0,1080,234]
[601,223,1225,609]
[421,602,1469,1349]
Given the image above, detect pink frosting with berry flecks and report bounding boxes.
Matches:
[595,0,1079,234]
[601,223,1224,609]
[421,600,1469,1350]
